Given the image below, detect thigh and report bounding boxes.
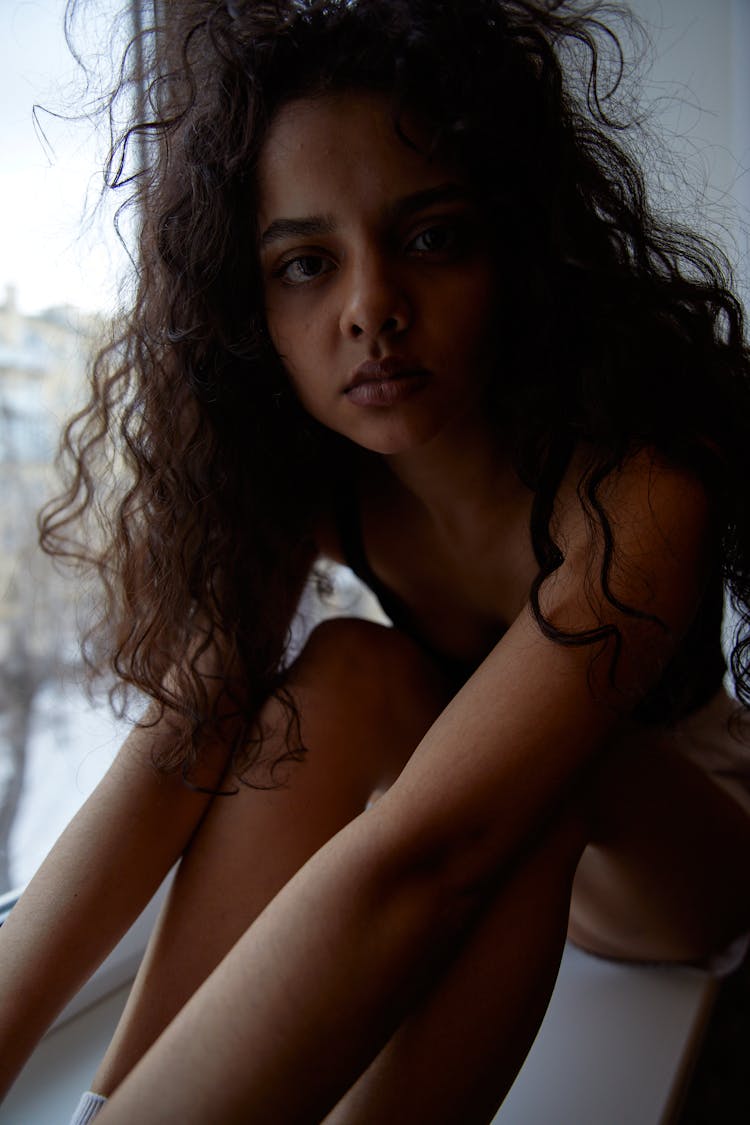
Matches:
[94,618,450,1094]
[569,716,750,962]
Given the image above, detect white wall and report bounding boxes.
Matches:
[626,0,749,299]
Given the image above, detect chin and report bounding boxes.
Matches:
[340,418,446,456]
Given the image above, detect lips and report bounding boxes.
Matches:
[345,356,422,388]
[343,357,430,407]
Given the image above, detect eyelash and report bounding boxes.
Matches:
[273,255,333,285]
[408,221,464,256]
[271,217,469,288]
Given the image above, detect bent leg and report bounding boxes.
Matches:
[92,618,450,1096]
[569,724,750,963]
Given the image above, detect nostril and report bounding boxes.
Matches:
[344,308,407,340]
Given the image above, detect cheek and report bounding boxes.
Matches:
[264,314,323,413]
[470,270,499,342]
[443,277,498,365]
[264,300,287,358]
[265,300,321,373]
[265,312,300,378]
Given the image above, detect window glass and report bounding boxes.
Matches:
[0,0,129,903]
[0,2,381,908]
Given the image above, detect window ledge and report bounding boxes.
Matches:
[0,936,717,1125]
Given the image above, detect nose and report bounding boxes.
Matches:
[339,256,411,342]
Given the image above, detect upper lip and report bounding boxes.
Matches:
[344,357,426,391]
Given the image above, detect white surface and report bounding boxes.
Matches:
[496,944,717,1125]
[0,985,130,1125]
[0,940,716,1125]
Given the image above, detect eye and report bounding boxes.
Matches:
[274,254,335,286]
[407,221,463,256]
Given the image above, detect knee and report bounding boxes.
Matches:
[296,617,447,704]
[291,617,451,776]
[297,616,394,673]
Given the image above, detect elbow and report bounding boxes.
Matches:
[364,795,561,927]
[360,803,495,944]
[367,787,588,943]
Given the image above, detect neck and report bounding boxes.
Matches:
[380,409,526,540]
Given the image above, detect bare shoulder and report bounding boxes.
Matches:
[544,447,714,644]
[556,445,711,540]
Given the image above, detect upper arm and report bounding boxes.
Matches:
[374,453,715,892]
[539,449,714,699]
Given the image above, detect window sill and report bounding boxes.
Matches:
[0,936,716,1125]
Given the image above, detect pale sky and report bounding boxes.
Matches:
[1,0,129,317]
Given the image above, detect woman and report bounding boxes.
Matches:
[1,2,750,1122]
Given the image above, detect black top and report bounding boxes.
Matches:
[335,483,726,723]
[335,486,478,686]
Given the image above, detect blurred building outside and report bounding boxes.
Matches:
[0,282,116,899]
[0,281,381,901]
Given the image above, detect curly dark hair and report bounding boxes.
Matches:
[40,0,750,783]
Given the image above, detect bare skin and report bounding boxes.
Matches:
[3,90,749,1122]
[89,464,750,1119]
[92,619,454,1097]
[0,709,229,1102]
[90,476,749,1123]
[86,93,749,1123]
[88,620,586,1122]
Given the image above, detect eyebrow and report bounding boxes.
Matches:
[260,215,337,249]
[259,183,470,249]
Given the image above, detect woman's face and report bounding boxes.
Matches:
[257,90,498,455]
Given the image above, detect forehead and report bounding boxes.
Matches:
[256,91,461,225]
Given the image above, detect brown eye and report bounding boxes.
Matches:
[408,223,461,255]
[277,255,334,286]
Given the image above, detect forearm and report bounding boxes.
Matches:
[0,721,221,1097]
[95,614,619,1123]
[97,805,481,1125]
[323,805,586,1125]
